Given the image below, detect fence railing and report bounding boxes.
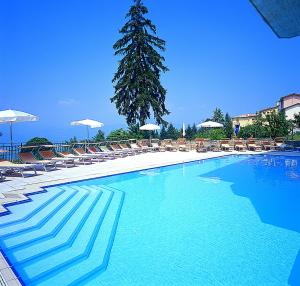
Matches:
[1,139,299,162]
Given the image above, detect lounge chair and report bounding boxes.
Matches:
[118,143,136,155]
[39,150,76,168]
[0,170,5,181]
[129,142,144,153]
[234,140,247,151]
[151,141,166,152]
[0,160,37,177]
[273,137,294,151]
[138,140,155,152]
[99,145,123,158]
[210,140,221,152]
[247,139,262,151]
[57,151,93,165]
[110,144,130,156]
[73,147,105,162]
[19,152,57,171]
[162,139,177,151]
[87,145,115,160]
[196,141,207,153]
[220,140,234,151]
[261,141,275,151]
[177,139,188,152]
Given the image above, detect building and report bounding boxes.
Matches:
[259,106,278,117]
[232,114,256,128]
[233,93,300,129]
[278,93,300,120]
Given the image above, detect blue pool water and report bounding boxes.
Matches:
[0,155,299,285]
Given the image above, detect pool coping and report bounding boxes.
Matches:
[0,150,299,286]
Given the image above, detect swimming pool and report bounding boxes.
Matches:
[0,155,299,285]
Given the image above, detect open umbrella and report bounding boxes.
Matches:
[140,124,160,142]
[70,119,104,141]
[197,121,223,128]
[0,109,39,159]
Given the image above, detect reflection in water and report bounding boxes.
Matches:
[201,155,300,286]
[289,249,300,286]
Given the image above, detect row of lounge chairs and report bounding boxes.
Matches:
[0,137,292,181]
[0,141,165,180]
[195,138,287,152]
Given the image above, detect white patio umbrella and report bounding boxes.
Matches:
[70,119,104,141]
[139,123,160,131]
[0,110,39,156]
[197,121,223,128]
[182,122,186,137]
[140,123,160,142]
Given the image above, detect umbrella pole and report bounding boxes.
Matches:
[86,126,90,149]
[10,122,13,161]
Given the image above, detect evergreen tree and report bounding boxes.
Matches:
[93,130,105,142]
[212,108,224,124]
[191,123,198,139]
[112,0,169,126]
[224,113,234,139]
[128,123,144,139]
[166,123,180,140]
[160,125,167,139]
[185,124,193,140]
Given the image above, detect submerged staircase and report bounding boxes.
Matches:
[0,184,125,286]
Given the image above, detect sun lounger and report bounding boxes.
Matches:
[210,140,221,152]
[196,142,207,152]
[58,151,93,165]
[19,152,57,171]
[0,160,37,177]
[151,141,166,152]
[118,143,136,155]
[129,142,144,153]
[247,139,262,151]
[220,140,234,151]
[110,144,130,156]
[177,139,188,152]
[39,150,76,168]
[138,141,155,152]
[73,148,105,162]
[86,146,114,160]
[0,170,5,181]
[273,137,293,150]
[261,141,275,151]
[162,140,177,151]
[234,140,247,151]
[98,145,123,158]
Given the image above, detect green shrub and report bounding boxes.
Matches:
[25,137,52,146]
[106,129,130,141]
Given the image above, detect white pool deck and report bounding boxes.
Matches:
[0,150,299,286]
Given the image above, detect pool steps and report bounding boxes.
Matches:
[0,188,65,228]
[3,189,89,250]
[0,185,125,285]
[0,188,76,240]
[12,188,103,265]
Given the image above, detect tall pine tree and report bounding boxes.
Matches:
[112,0,169,126]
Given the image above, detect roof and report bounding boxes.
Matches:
[283,103,300,110]
[280,93,300,101]
[250,0,300,38]
[232,114,256,119]
[259,106,277,113]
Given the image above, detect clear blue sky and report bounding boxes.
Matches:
[0,0,299,143]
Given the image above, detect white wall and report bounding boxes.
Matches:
[285,105,300,120]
